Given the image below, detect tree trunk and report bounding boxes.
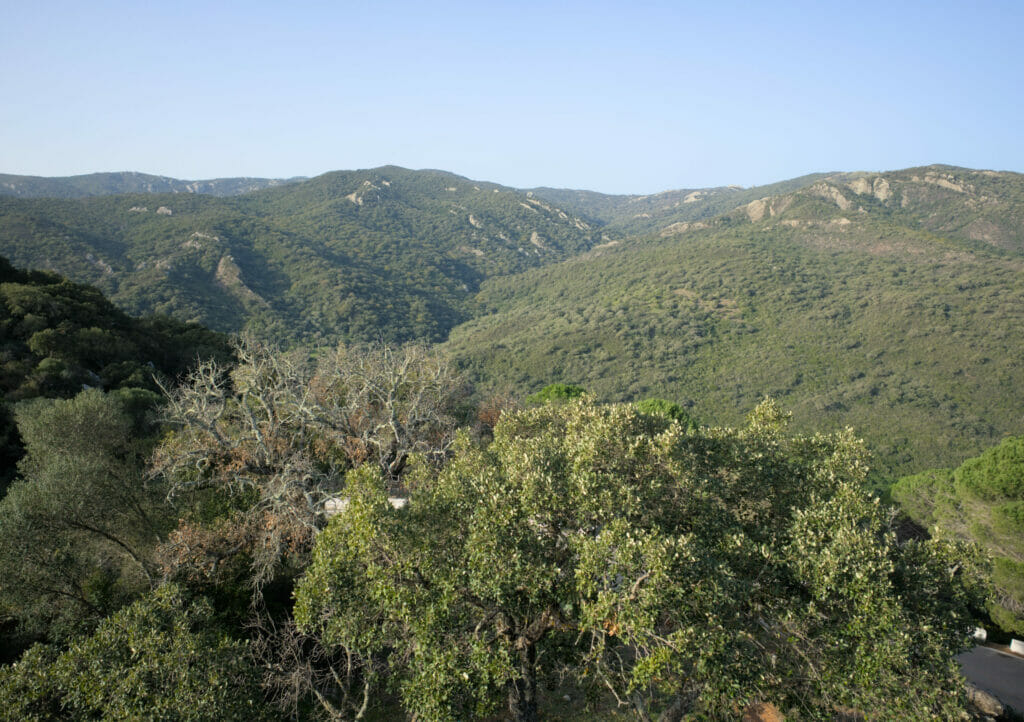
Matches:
[507,642,539,722]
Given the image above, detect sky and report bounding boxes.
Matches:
[1,0,1022,194]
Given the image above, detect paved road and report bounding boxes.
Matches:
[958,646,1024,713]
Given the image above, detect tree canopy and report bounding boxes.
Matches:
[0,584,269,721]
[0,389,169,641]
[893,434,1024,635]
[296,398,984,721]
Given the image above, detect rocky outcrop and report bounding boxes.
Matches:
[966,684,1004,719]
[746,198,769,221]
[215,255,267,306]
[809,182,852,210]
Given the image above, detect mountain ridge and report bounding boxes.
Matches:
[0,171,307,199]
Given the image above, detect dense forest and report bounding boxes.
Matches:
[1,163,1022,719]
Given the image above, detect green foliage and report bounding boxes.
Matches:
[0,389,169,640]
[530,172,832,236]
[2,165,1022,480]
[633,397,696,429]
[890,467,952,527]
[524,382,587,405]
[0,256,230,401]
[297,398,983,720]
[954,435,1024,501]
[893,434,1024,634]
[0,584,270,721]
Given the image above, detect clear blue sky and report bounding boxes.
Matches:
[2,0,1021,193]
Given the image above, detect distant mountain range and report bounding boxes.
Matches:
[0,171,306,199]
[1,163,1021,477]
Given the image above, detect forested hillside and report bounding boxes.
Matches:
[529,171,831,236]
[894,435,1024,636]
[0,167,599,343]
[0,232,1016,717]
[446,166,1024,478]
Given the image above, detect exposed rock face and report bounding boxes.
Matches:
[746,198,769,221]
[810,182,852,210]
[847,175,893,204]
[525,197,554,212]
[660,221,708,236]
[741,195,793,223]
[156,206,172,215]
[873,177,892,202]
[923,171,972,194]
[215,255,266,306]
[848,176,872,195]
[345,180,383,206]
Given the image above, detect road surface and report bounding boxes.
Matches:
[958,645,1024,713]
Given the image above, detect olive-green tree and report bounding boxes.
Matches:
[524,382,587,405]
[0,584,270,721]
[633,396,697,430]
[295,398,985,721]
[893,434,1024,634]
[0,389,168,641]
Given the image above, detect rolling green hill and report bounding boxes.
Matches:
[445,166,1024,479]
[0,167,600,343]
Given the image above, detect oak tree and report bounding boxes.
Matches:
[296,398,985,721]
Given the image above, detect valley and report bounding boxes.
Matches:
[2,164,1019,478]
